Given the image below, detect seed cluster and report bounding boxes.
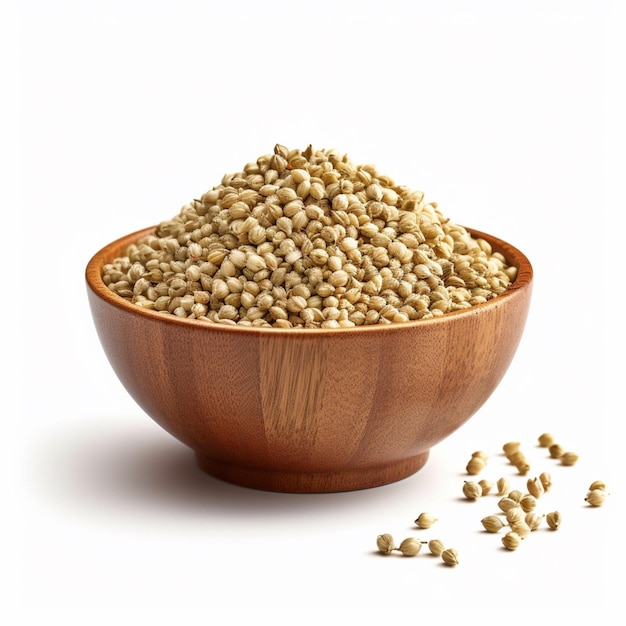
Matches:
[102,144,517,328]
[375,433,609,566]
[376,530,459,567]
[461,436,609,550]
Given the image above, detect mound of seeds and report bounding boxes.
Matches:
[102,144,518,328]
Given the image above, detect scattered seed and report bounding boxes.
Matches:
[462,481,483,500]
[441,548,459,566]
[502,531,522,551]
[560,452,579,466]
[376,533,396,555]
[585,489,608,507]
[538,433,555,447]
[414,512,438,529]
[398,538,423,556]
[546,511,562,530]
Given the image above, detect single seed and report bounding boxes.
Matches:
[505,506,525,524]
[441,548,459,567]
[502,531,522,550]
[414,512,438,529]
[560,451,579,466]
[478,479,493,496]
[539,472,552,493]
[496,477,510,496]
[527,477,544,499]
[519,495,537,513]
[462,481,483,500]
[589,480,607,491]
[398,537,422,556]
[549,443,565,459]
[538,432,555,447]
[466,456,486,475]
[510,521,531,539]
[376,533,396,555]
[502,441,521,457]
[428,539,446,556]
[525,511,544,531]
[508,490,523,503]
[481,515,506,533]
[585,489,608,507]
[497,497,519,512]
[471,450,489,462]
[546,511,562,530]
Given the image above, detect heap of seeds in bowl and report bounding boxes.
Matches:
[102,144,518,328]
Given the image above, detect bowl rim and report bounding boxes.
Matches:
[86,225,533,335]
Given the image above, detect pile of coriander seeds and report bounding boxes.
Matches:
[376,433,610,566]
[102,144,517,328]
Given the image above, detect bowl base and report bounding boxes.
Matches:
[194,451,430,493]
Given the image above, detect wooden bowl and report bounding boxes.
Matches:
[86,226,532,493]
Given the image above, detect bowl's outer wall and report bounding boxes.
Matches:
[86,227,532,490]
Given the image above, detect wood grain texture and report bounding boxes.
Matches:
[86,226,533,492]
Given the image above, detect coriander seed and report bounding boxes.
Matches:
[546,511,562,530]
[481,515,505,533]
[502,441,520,457]
[441,548,459,566]
[585,489,608,507]
[526,477,544,499]
[376,533,396,554]
[560,452,579,466]
[525,511,544,531]
[478,479,493,496]
[510,521,531,539]
[462,481,482,500]
[549,443,564,459]
[497,496,519,512]
[539,471,552,493]
[466,456,486,475]
[398,537,422,556]
[496,477,510,496]
[428,539,446,556]
[538,432,555,447]
[415,512,438,529]
[502,531,522,551]
[505,507,525,524]
[519,494,537,513]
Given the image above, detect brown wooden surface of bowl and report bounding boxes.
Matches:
[86,226,533,493]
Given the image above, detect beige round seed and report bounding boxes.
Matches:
[496,477,510,496]
[398,537,422,557]
[549,443,565,459]
[525,511,544,531]
[526,477,544,499]
[466,456,486,475]
[376,533,396,555]
[560,451,579,466]
[414,512,438,529]
[538,432,555,447]
[585,489,608,507]
[546,511,562,530]
[462,481,483,500]
[502,531,522,551]
[441,548,459,567]
[481,515,505,533]
[478,479,493,496]
[428,539,446,556]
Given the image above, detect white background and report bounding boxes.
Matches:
[9,0,625,623]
